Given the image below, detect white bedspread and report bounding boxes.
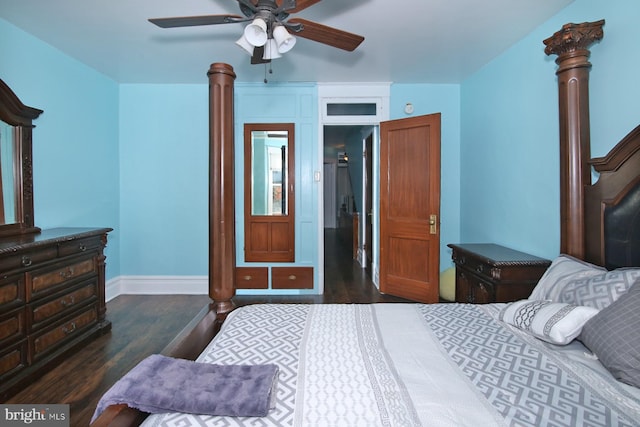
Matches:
[141,303,640,427]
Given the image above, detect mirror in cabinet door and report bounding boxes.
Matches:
[244,123,295,262]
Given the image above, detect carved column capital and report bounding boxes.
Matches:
[543,20,604,58]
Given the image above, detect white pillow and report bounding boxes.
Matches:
[499,300,599,345]
[529,254,605,301]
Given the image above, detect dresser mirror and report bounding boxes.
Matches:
[0,79,43,237]
[244,123,295,262]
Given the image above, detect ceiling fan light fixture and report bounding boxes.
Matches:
[273,25,296,53]
[244,18,268,47]
[263,39,282,60]
[235,34,254,55]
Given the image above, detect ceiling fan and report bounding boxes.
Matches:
[149,0,365,64]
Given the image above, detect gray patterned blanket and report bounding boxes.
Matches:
[142,303,640,427]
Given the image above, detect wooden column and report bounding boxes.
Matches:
[208,63,236,316]
[543,20,604,258]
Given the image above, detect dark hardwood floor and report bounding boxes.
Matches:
[6,229,409,426]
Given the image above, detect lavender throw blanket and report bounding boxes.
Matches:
[91,354,279,422]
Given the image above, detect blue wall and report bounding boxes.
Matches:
[3,0,637,289]
[460,0,640,260]
[0,18,120,279]
[119,84,209,276]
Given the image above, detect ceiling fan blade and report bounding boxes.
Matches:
[276,0,322,13]
[287,18,364,51]
[148,15,246,28]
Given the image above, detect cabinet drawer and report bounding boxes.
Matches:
[235,267,268,289]
[29,280,98,330]
[272,267,314,289]
[0,275,25,309]
[0,340,27,378]
[0,307,25,345]
[27,256,96,300]
[0,246,57,272]
[453,254,495,281]
[31,305,98,361]
[58,235,104,257]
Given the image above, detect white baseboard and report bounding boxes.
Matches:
[105,275,208,302]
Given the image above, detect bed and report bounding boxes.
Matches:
[91,20,640,427]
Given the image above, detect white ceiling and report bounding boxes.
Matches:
[0,0,573,84]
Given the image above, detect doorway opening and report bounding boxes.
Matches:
[322,125,376,283]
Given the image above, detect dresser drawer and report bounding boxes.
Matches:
[29,280,98,330]
[0,340,27,378]
[0,275,25,310]
[58,235,104,257]
[0,307,25,345]
[272,267,314,289]
[31,305,98,361]
[0,246,58,272]
[26,256,97,301]
[235,267,269,289]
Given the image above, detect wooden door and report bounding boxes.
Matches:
[365,133,373,273]
[379,113,441,303]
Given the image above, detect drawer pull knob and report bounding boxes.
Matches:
[476,264,484,273]
[60,296,76,307]
[21,256,32,267]
[288,275,297,280]
[79,244,87,252]
[243,275,253,281]
[59,268,75,279]
[63,322,77,335]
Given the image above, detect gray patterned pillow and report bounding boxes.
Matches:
[529,255,605,302]
[559,268,640,310]
[580,281,640,388]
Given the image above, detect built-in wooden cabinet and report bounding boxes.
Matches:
[244,123,295,263]
[0,227,111,400]
[234,266,313,290]
[235,267,268,289]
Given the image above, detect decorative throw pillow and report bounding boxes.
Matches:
[499,299,599,345]
[559,268,640,310]
[580,281,640,388]
[529,255,605,302]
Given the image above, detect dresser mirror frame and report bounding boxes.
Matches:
[244,123,295,262]
[0,79,43,237]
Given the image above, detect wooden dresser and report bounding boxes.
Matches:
[0,227,112,400]
[448,243,551,304]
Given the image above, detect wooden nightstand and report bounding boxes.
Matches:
[448,243,551,303]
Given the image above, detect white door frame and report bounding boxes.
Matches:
[316,83,391,293]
